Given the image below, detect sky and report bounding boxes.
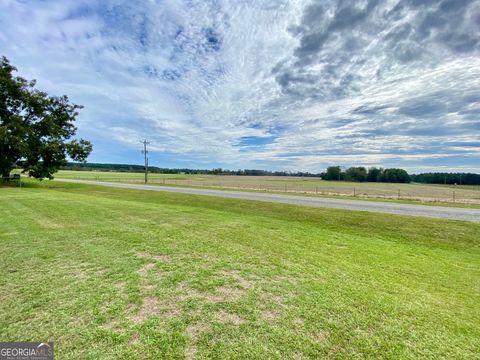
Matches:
[1,0,479,173]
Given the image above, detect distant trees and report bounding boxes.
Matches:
[410,173,480,185]
[59,162,320,177]
[321,166,411,183]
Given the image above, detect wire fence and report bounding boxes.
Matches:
[6,171,479,204]
[161,179,479,204]
[66,175,480,205]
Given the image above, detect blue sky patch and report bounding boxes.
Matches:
[238,136,276,147]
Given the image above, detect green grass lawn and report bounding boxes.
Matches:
[1,181,479,359]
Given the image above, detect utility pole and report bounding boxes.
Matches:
[141,139,150,183]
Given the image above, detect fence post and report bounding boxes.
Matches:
[353,187,356,197]
[453,191,455,202]
[398,189,400,200]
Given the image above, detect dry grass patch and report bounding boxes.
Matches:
[137,262,155,276]
[135,251,172,262]
[205,286,244,303]
[152,254,172,261]
[215,310,244,325]
[128,333,140,345]
[260,310,281,323]
[175,283,205,302]
[174,280,249,304]
[255,291,287,323]
[173,217,198,226]
[113,281,129,301]
[293,352,305,360]
[293,317,305,328]
[73,269,88,280]
[102,319,118,331]
[218,269,254,289]
[314,329,330,343]
[59,262,107,282]
[185,322,209,359]
[127,296,159,324]
[161,302,182,319]
[34,216,64,229]
[274,275,300,286]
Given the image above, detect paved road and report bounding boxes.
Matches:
[56,179,480,222]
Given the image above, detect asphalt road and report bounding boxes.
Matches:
[56,179,480,222]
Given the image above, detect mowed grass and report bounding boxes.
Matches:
[55,170,480,205]
[0,181,479,359]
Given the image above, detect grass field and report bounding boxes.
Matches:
[1,180,479,359]
[54,170,480,205]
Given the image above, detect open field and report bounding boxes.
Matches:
[1,181,479,358]
[55,170,480,205]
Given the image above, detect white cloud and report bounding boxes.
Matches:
[1,0,479,172]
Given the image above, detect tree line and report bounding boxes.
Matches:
[58,162,318,177]
[410,172,480,185]
[58,162,480,185]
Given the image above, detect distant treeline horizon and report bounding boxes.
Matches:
[59,162,480,185]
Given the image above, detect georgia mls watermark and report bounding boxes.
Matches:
[0,343,53,360]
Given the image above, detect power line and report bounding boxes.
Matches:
[141,139,150,183]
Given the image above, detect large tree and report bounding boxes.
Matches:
[0,56,92,179]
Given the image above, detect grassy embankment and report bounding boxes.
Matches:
[0,180,479,358]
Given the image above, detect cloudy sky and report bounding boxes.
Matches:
[1,0,479,173]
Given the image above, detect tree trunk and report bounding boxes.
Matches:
[1,168,12,179]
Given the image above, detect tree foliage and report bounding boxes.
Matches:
[345,167,367,182]
[0,56,92,179]
[410,172,480,185]
[322,166,343,180]
[321,166,411,183]
[367,167,382,182]
[381,168,410,183]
